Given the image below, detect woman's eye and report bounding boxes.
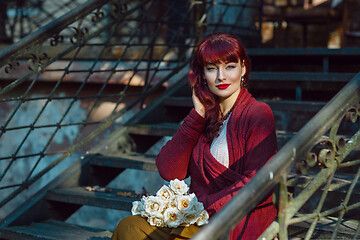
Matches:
[206,67,216,71]
[226,65,236,69]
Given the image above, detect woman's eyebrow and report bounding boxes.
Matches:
[225,60,239,64]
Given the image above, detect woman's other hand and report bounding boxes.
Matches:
[192,89,205,118]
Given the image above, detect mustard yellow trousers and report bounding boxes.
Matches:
[111,215,200,240]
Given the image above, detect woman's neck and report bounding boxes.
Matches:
[219,88,241,116]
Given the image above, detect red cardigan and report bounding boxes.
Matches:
[156,88,277,239]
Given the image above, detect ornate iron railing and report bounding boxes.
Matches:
[0,0,90,43]
[192,72,360,239]
[0,0,263,221]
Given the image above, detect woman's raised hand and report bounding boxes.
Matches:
[192,89,205,118]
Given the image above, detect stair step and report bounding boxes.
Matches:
[127,123,295,146]
[126,122,357,152]
[287,171,360,221]
[247,47,360,56]
[276,131,296,148]
[128,122,179,136]
[0,219,112,240]
[163,97,192,108]
[289,216,359,239]
[88,153,157,171]
[127,123,296,151]
[250,72,355,82]
[163,98,327,132]
[288,171,360,195]
[164,97,326,113]
[264,100,326,112]
[47,187,141,211]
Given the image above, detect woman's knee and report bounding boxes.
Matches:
[111,215,148,240]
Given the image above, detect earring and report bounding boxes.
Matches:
[241,77,245,86]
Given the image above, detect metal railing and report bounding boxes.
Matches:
[192,72,360,239]
[0,0,263,220]
[0,0,89,43]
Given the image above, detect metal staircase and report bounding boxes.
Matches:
[0,1,359,239]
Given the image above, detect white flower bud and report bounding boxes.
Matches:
[177,193,196,213]
[131,201,143,215]
[183,211,198,225]
[169,179,189,195]
[156,185,174,201]
[147,216,165,227]
[196,210,209,226]
[163,207,183,228]
[143,196,166,218]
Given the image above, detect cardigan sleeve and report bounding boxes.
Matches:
[204,102,278,215]
[156,108,206,181]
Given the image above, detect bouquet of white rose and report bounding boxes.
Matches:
[131,179,209,228]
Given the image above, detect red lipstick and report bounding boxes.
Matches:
[217,84,230,89]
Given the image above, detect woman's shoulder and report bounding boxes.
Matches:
[234,97,272,115]
[246,100,275,126]
[249,100,272,113]
[235,99,274,123]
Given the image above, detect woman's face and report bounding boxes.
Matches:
[203,60,246,103]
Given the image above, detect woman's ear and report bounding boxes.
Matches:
[241,65,246,77]
[241,61,246,77]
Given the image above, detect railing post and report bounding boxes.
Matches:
[278,172,289,240]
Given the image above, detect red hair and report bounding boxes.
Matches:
[188,33,250,141]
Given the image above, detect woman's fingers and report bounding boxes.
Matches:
[192,89,205,117]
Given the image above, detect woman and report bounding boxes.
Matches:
[111,32,277,240]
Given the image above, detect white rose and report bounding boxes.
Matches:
[163,207,184,228]
[183,211,198,225]
[169,179,189,195]
[143,196,166,218]
[168,195,178,208]
[177,193,196,213]
[131,201,143,215]
[196,210,209,226]
[141,195,149,203]
[191,201,204,214]
[140,210,150,218]
[156,185,174,201]
[147,216,165,227]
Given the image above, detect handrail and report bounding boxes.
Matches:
[191,72,360,240]
[2,0,90,43]
[0,0,109,67]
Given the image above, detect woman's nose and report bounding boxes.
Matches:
[217,68,225,81]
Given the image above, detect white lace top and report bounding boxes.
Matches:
[210,114,231,168]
